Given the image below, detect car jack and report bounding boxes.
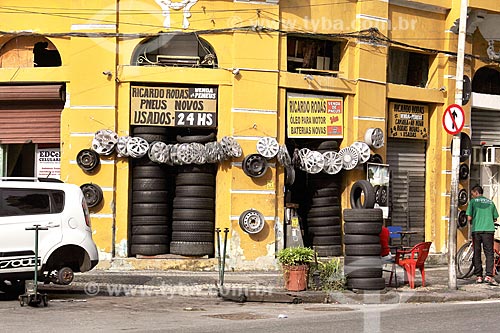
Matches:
[19,224,48,307]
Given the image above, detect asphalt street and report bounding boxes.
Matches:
[1,293,500,332]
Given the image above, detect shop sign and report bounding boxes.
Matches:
[130,85,217,128]
[35,147,60,179]
[286,93,343,138]
[388,102,428,140]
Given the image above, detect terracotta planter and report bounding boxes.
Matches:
[283,265,309,291]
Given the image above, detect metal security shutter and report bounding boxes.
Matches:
[386,139,426,245]
[471,109,500,146]
[0,84,65,144]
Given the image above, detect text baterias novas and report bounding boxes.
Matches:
[130,86,218,128]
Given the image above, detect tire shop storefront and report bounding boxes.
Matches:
[0,84,65,179]
[386,101,428,245]
[285,92,344,257]
[126,84,218,258]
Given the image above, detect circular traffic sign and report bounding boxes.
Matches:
[442,104,465,135]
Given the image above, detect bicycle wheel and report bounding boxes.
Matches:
[456,241,474,279]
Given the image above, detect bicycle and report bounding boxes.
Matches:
[456,236,500,279]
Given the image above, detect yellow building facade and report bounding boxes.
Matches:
[1,0,500,271]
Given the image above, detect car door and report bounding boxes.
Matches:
[0,188,63,274]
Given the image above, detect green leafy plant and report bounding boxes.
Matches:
[276,246,315,266]
[309,257,345,291]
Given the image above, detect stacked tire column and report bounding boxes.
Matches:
[170,164,216,257]
[343,208,385,290]
[130,126,172,256]
[306,174,342,257]
[305,140,342,257]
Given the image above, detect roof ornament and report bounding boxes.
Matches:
[155,0,198,29]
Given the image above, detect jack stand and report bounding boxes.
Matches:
[215,228,229,295]
[19,224,48,307]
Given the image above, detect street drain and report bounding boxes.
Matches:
[205,312,271,320]
[304,307,355,312]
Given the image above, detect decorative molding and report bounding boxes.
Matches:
[155,0,198,29]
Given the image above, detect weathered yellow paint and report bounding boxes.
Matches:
[2,0,499,270]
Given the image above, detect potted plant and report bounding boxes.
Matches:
[277,246,315,291]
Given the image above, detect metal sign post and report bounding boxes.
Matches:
[448,0,468,290]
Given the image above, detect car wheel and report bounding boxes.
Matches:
[57,267,74,285]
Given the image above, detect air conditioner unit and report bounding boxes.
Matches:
[483,147,500,165]
[472,147,483,165]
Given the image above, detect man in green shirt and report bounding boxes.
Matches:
[466,185,499,286]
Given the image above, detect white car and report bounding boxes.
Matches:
[0,178,99,293]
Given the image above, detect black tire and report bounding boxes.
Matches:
[345,244,381,256]
[343,234,380,244]
[374,185,381,204]
[0,280,25,295]
[130,244,169,256]
[134,133,167,143]
[176,173,215,186]
[309,178,341,189]
[133,166,167,178]
[173,197,214,210]
[131,216,168,226]
[177,164,216,173]
[132,203,169,216]
[176,133,216,143]
[344,256,382,267]
[172,221,215,232]
[175,185,215,198]
[307,206,341,218]
[346,277,385,290]
[131,234,169,244]
[172,209,215,221]
[458,189,468,206]
[316,140,339,151]
[344,266,383,279]
[350,180,376,209]
[378,186,388,206]
[307,225,342,236]
[132,191,169,203]
[344,222,382,235]
[169,241,214,256]
[314,245,342,257]
[171,231,214,242]
[311,235,341,245]
[310,188,341,198]
[459,163,469,180]
[133,179,168,191]
[343,208,383,222]
[307,216,341,227]
[132,225,169,235]
[133,126,168,135]
[310,196,340,207]
[133,156,160,166]
[456,241,474,279]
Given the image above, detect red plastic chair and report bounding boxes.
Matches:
[394,242,432,289]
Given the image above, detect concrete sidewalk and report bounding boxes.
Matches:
[38,264,500,304]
